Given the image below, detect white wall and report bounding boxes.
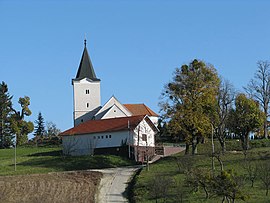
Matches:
[101,104,129,119]
[95,96,132,119]
[73,78,101,125]
[62,118,157,156]
[149,116,159,127]
[133,119,156,147]
[62,130,130,156]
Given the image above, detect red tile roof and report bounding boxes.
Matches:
[60,115,145,136]
[124,104,158,117]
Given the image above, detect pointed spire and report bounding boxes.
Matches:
[74,39,100,81]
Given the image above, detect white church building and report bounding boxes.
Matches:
[61,40,159,162]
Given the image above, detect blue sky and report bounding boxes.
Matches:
[1,0,270,133]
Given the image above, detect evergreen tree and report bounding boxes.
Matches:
[34,112,45,137]
[0,82,13,148]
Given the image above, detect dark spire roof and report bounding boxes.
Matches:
[74,40,100,81]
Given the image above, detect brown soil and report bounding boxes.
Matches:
[0,171,102,203]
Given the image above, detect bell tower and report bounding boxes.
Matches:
[72,39,101,126]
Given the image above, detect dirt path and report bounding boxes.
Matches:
[94,166,142,203]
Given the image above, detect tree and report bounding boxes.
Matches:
[148,175,173,203]
[185,168,212,199]
[258,161,270,196]
[45,121,61,137]
[33,112,45,138]
[211,170,247,203]
[245,61,270,139]
[215,79,235,153]
[160,59,220,155]
[228,94,264,152]
[0,82,13,148]
[10,96,34,145]
[244,160,258,188]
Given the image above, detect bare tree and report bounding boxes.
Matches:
[245,61,270,139]
[175,155,194,174]
[258,162,270,196]
[86,137,97,155]
[243,161,258,187]
[63,136,79,156]
[216,79,235,153]
[148,175,173,202]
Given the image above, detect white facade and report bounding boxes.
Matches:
[62,117,157,156]
[133,119,155,147]
[94,96,132,119]
[73,78,101,126]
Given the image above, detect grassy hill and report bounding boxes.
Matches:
[0,146,134,176]
[132,140,270,203]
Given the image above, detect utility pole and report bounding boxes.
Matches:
[146,137,149,171]
[211,123,215,174]
[14,134,17,171]
[128,120,131,159]
[1,114,3,148]
[137,126,140,163]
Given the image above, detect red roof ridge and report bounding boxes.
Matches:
[60,115,145,136]
[123,103,158,117]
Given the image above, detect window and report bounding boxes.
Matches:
[81,119,84,123]
[101,136,104,139]
[86,103,89,108]
[86,89,90,94]
[109,135,111,138]
[142,134,147,142]
[94,136,96,139]
[106,135,108,138]
[98,136,100,139]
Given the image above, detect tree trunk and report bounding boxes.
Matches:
[245,133,250,150]
[192,136,198,155]
[264,118,268,139]
[203,186,209,199]
[185,143,190,155]
[219,138,226,154]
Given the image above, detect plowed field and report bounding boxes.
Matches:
[0,171,102,203]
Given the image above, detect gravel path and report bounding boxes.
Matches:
[94,166,142,203]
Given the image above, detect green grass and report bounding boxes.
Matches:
[133,140,270,203]
[0,146,135,176]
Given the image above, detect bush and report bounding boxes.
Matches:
[250,139,270,148]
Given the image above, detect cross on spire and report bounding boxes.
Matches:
[84,38,87,47]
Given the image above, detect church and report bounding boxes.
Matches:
[61,40,159,162]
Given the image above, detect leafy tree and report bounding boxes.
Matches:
[0,82,13,148]
[211,170,247,203]
[33,112,45,137]
[10,96,34,145]
[215,79,235,153]
[160,59,220,155]
[245,61,270,139]
[185,168,212,199]
[228,94,264,152]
